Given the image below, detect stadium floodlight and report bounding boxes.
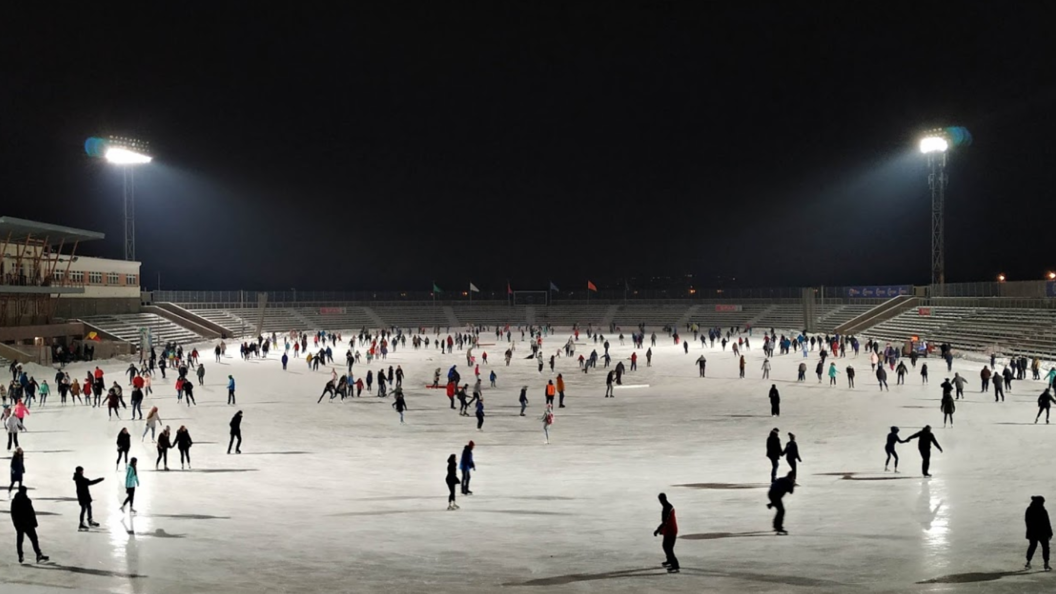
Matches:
[86,135,152,261]
[998,274,1006,283]
[919,136,949,154]
[1048,272,1055,280]
[105,147,152,165]
[920,126,971,289]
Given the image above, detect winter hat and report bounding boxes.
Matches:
[468,440,475,448]
[1033,496,1045,504]
[891,426,899,433]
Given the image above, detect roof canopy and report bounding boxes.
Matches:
[0,216,105,246]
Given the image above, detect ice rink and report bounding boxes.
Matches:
[4,327,1055,594]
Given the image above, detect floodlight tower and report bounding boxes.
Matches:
[919,127,970,288]
[87,136,153,261]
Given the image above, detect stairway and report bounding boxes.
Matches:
[362,306,387,329]
[744,304,777,328]
[525,305,537,326]
[442,306,461,328]
[675,305,701,328]
[600,305,621,329]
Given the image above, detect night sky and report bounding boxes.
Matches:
[2,3,1054,292]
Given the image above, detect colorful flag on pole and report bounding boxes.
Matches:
[549,281,559,292]
[507,282,513,295]
[587,280,598,292]
[432,283,442,293]
[469,282,480,293]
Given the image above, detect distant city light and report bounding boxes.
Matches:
[920,136,949,154]
[105,147,152,165]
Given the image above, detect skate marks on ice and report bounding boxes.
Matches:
[506,566,842,588]
[353,495,575,502]
[674,483,768,490]
[235,451,311,455]
[0,509,61,516]
[328,508,572,518]
[813,472,916,481]
[917,570,1032,584]
[147,513,231,520]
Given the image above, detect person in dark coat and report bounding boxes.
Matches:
[1036,390,1056,424]
[940,393,956,427]
[766,428,783,482]
[459,441,476,495]
[228,411,242,454]
[884,427,903,472]
[876,366,889,391]
[156,426,174,470]
[653,493,679,573]
[767,472,795,534]
[768,385,780,417]
[784,433,802,477]
[116,428,131,470]
[445,454,460,510]
[174,426,193,469]
[1025,496,1053,570]
[8,447,24,494]
[903,425,943,477]
[73,466,103,531]
[10,486,48,563]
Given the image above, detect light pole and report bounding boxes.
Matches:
[86,136,152,261]
[919,127,971,288]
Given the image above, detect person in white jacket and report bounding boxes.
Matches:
[6,412,21,450]
[761,359,772,379]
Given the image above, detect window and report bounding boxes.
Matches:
[69,271,84,283]
[88,272,103,284]
[53,269,64,280]
[107,273,121,285]
[127,274,138,286]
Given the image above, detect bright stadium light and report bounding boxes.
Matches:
[920,126,971,289]
[1048,272,1055,280]
[998,274,1006,283]
[919,136,949,154]
[86,135,153,261]
[105,147,152,165]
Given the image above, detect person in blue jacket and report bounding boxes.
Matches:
[281,353,288,371]
[227,376,236,405]
[459,441,475,495]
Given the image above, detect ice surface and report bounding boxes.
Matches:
[3,330,1055,593]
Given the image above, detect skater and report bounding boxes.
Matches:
[921,363,929,384]
[766,428,783,482]
[10,486,48,564]
[116,428,130,469]
[175,426,193,469]
[156,426,173,471]
[8,447,24,494]
[761,358,771,379]
[445,454,460,510]
[981,365,992,392]
[542,404,554,444]
[903,425,943,477]
[797,362,806,382]
[460,441,475,495]
[227,375,236,405]
[6,410,21,451]
[605,370,615,398]
[474,396,485,431]
[1025,496,1052,570]
[696,355,706,378]
[120,458,139,513]
[952,372,966,399]
[653,493,680,573]
[828,362,838,385]
[519,386,528,416]
[73,466,103,531]
[545,380,556,407]
[392,391,408,424]
[784,433,802,477]
[941,391,955,427]
[768,472,795,534]
[1036,389,1056,424]
[739,356,746,378]
[885,427,903,471]
[142,406,161,442]
[769,385,780,417]
[196,363,205,386]
[994,372,1006,402]
[896,360,907,385]
[846,365,855,388]
[556,374,566,408]
[228,410,243,454]
[876,366,889,391]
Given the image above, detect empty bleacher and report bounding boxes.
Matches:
[449,305,528,327]
[80,313,203,346]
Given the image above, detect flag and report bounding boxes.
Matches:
[625,279,631,291]
[432,283,442,293]
[469,282,480,293]
[587,280,598,292]
[549,281,559,292]
[507,282,513,295]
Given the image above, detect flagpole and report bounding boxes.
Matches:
[469,282,472,304]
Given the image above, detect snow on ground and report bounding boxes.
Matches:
[3,329,1055,594]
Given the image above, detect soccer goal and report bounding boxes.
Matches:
[513,291,549,305]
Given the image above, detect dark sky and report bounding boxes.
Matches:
[2,3,1054,292]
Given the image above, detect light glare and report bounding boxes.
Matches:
[920,136,949,154]
[105,147,152,165]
